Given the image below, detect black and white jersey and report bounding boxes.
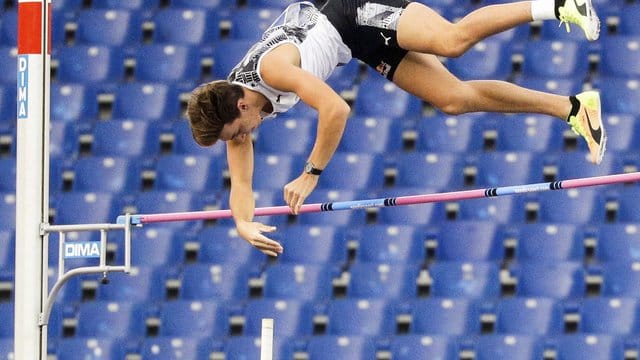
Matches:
[228,1,352,117]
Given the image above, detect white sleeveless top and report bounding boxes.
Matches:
[228,2,352,118]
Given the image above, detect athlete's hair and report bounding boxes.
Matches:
[187,80,244,146]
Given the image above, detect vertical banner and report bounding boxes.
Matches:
[15,1,51,359]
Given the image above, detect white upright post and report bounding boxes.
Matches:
[15,0,50,359]
[260,318,274,360]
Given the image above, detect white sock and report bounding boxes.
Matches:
[531,0,558,21]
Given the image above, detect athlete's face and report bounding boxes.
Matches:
[219,102,263,142]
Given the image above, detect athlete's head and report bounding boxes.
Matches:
[187,80,244,146]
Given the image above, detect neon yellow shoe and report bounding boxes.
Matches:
[568,91,607,164]
[557,0,600,41]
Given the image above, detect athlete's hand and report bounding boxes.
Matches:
[236,220,282,257]
[284,173,319,215]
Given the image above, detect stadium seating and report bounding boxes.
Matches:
[254,115,316,155]
[472,334,545,360]
[395,152,463,189]
[521,40,589,79]
[91,119,161,157]
[430,221,502,261]
[0,158,16,193]
[447,39,513,80]
[241,298,314,337]
[578,297,639,335]
[275,224,348,265]
[619,4,640,35]
[599,77,640,115]
[512,223,585,262]
[71,156,140,194]
[262,263,337,301]
[409,297,483,335]
[428,261,502,299]
[133,44,202,83]
[599,36,640,77]
[152,8,213,44]
[600,262,640,297]
[552,334,627,360]
[75,301,147,338]
[75,9,143,46]
[55,45,125,83]
[509,261,586,299]
[352,225,424,264]
[595,224,640,262]
[158,299,229,337]
[491,297,565,335]
[303,335,379,360]
[386,335,458,360]
[0,47,17,85]
[346,262,422,299]
[354,73,422,118]
[51,83,99,123]
[325,298,397,336]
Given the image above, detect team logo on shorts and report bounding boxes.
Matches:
[376,61,392,78]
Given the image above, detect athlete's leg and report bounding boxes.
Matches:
[392,51,571,118]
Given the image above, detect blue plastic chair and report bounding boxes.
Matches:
[304,335,378,360]
[197,225,265,265]
[170,119,228,156]
[76,9,142,46]
[387,335,458,360]
[513,223,584,262]
[92,0,160,10]
[522,39,589,78]
[353,225,424,264]
[347,262,422,299]
[55,45,125,83]
[152,8,212,44]
[91,119,159,157]
[318,153,385,190]
[180,262,252,300]
[0,47,17,85]
[275,224,348,265]
[410,297,482,335]
[514,76,583,96]
[154,154,222,192]
[51,83,99,123]
[599,76,640,115]
[338,116,401,154]
[170,0,232,9]
[553,151,618,181]
[75,301,147,338]
[0,85,17,125]
[578,297,639,335]
[213,40,255,78]
[395,152,462,189]
[615,187,640,222]
[0,302,13,338]
[134,44,201,83]
[262,263,337,301]
[432,221,502,261]
[138,337,201,359]
[492,113,558,152]
[55,338,127,360]
[373,187,446,225]
[536,188,604,224]
[72,156,140,194]
[600,113,638,153]
[229,7,281,39]
[428,261,502,299]
[473,335,544,360]
[456,196,519,223]
[553,334,626,360]
[510,261,586,299]
[599,36,640,77]
[112,83,178,121]
[252,154,302,190]
[242,298,313,337]
[595,224,640,262]
[254,116,315,155]
[159,300,228,337]
[492,297,565,335]
[326,298,397,336]
[0,11,17,45]
[95,266,165,302]
[448,39,513,80]
[0,158,15,193]
[601,261,640,297]
[469,151,542,187]
[52,192,116,224]
[355,74,422,118]
[619,4,640,35]
[0,194,15,231]
[297,189,366,226]
[0,231,14,271]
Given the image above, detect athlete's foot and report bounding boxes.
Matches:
[556,0,600,41]
[568,91,607,164]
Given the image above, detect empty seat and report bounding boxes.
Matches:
[514,76,582,96]
[338,116,401,154]
[0,158,16,192]
[228,7,281,39]
[154,154,222,192]
[131,190,194,220]
[595,224,640,262]
[134,44,201,83]
[170,0,232,9]
[619,4,640,35]
[600,262,640,297]
[553,334,625,360]
[242,298,313,337]
[51,83,99,123]
[615,187,640,222]
[510,261,586,299]
[522,40,589,78]
[213,40,254,78]
[304,335,378,360]
[262,263,337,301]
[373,187,446,225]
[197,225,265,265]
[55,45,125,83]
[513,223,584,262]
[152,8,212,44]
[395,152,462,189]
[0,194,15,230]
[599,36,640,77]
[91,119,159,157]
[536,188,604,224]
[0,85,17,124]
[428,261,502,299]
[52,192,115,225]
[600,113,638,153]
[492,297,565,335]
[75,301,147,338]
[0,10,17,45]
[252,154,302,190]
[171,119,228,156]
[354,74,422,118]
[492,113,559,152]
[275,224,347,265]
[55,338,127,360]
[387,335,457,360]
[95,266,165,302]
[456,196,519,224]
[0,302,14,338]
[326,298,397,336]
[0,47,17,85]
[553,151,618,180]
[124,227,183,267]
[599,77,640,115]
[76,9,142,46]
[448,39,512,80]
[431,221,502,261]
[347,262,422,299]
[92,0,161,10]
[353,225,424,264]
[473,335,544,360]
[112,83,178,121]
[416,113,483,153]
[410,297,482,335]
[254,116,315,155]
[468,151,541,187]
[0,231,14,271]
[159,300,228,337]
[578,297,639,335]
[318,153,385,190]
[71,156,140,194]
[180,262,252,300]
[138,337,201,359]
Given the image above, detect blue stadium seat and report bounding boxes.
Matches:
[353,225,424,264]
[134,44,201,83]
[522,40,589,78]
[410,298,482,335]
[0,158,15,192]
[354,74,422,118]
[254,116,315,155]
[318,153,385,190]
[92,0,160,10]
[180,262,253,300]
[513,223,584,262]
[220,336,265,360]
[55,45,125,83]
[429,261,502,299]
[578,297,639,335]
[431,221,502,261]
[132,190,194,220]
[326,59,360,94]
[112,83,178,121]
[171,119,228,157]
[326,298,397,336]
[395,152,462,189]
[247,0,298,8]
[416,114,483,153]
[338,116,402,154]
[0,10,17,45]
[347,262,422,299]
[540,20,591,43]
[599,36,640,77]
[619,4,640,35]
[242,298,314,337]
[91,119,159,157]
[599,77,640,115]
[123,227,183,267]
[138,337,201,359]
[0,47,17,85]
[0,303,13,338]
[473,335,544,360]
[0,338,12,359]
[536,188,604,224]
[595,224,640,262]
[304,335,378,360]
[600,262,640,297]
[372,187,446,225]
[448,39,512,80]
[615,187,640,222]
[275,224,348,265]
[95,266,165,302]
[51,83,98,123]
[553,152,618,180]
[0,194,15,230]
[553,334,626,360]
[75,301,147,338]
[0,84,17,124]
[170,0,232,9]
[469,151,542,187]
[510,261,586,299]
[262,263,337,301]
[52,192,116,224]
[492,113,558,152]
[492,297,565,335]
[197,225,265,265]
[514,76,582,96]
[76,9,142,46]
[216,189,287,227]
[456,196,519,223]
[154,154,222,192]
[152,8,212,44]
[387,335,457,360]
[159,300,228,337]
[72,156,140,194]
[55,338,128,360]
[50,155,67,195]
[228,7,281,39]
[600,113,638,153]
[213,40,254,78]
[297,189,366,226]
[0,231,14,271]
[252,154,302,190]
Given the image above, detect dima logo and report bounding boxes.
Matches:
[17,55,28,119]
[64,241,101,259]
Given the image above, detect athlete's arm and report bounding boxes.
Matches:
[261,45,351,213]
[227,134,283,256]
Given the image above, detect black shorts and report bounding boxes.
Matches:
[318,0,413,79]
